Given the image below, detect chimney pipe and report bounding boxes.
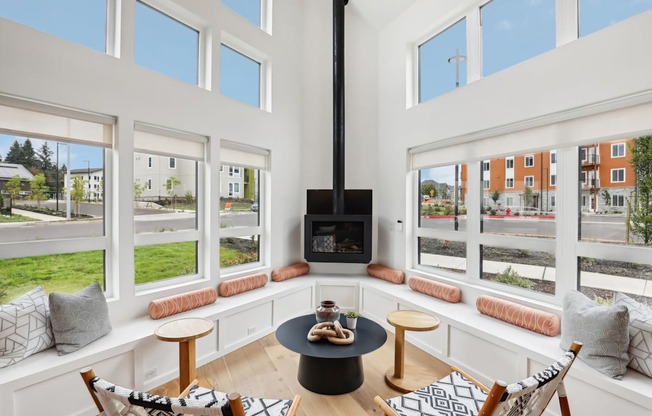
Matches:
[333,0,347,215]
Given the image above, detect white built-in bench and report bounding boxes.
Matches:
[2,275,651,416]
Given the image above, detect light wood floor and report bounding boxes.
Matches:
[150,331,450,415]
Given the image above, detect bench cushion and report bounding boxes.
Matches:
[409,276,461,303]
[367,264,405,284]
[271,262,310,282]
[218,273,268,297]
[148,287,218,320]
[476,295,560,337]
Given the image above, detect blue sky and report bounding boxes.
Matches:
[0,0,261,169]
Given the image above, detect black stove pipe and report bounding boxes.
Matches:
[333,0,348,215]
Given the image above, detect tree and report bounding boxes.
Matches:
[523,186,533,207]
[629,135,652,244]
[601,189,611,207]
[133,182,146,201]
[164,176,181,210]
[490,189,501,207]
[5,140,23,164]
[421,183,436,199]
[71,176,87,217]
[5,175,22,215]
[20,139,36,170]
[244,168,256,200]
[37,142,53,172]
[29,173,49,209]
[439,184,450,200]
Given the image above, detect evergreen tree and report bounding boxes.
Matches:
[629,135,652,244]
[21,139,36,170]
[37,142,53,172]
[5,140,23,164]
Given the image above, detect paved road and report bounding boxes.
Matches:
[421,214,630,242]
[1,203,259,243]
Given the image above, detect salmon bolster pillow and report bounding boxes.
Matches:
[218,273,268,297]
[148,287,218,320]
[271,262,310,282]
[409,276,461,303]
[367,264,405,284]
[476,295,561,337]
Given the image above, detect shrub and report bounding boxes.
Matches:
[593,295,614,306]
[495,266,533,289]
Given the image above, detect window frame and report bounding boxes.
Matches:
[611,143,626,158]
[505,178,514,188]
[524,175,534,187]
[611,168,625,183]
[524,155,534,167]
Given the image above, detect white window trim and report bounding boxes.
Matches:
[550,174,557,186]
[524,155,534,167]
[505,178,514,188]
[524,175,534,187]
[611,168,626,183]
[169,157,176,169]
[506,157,514,169]
[611,143,626,158]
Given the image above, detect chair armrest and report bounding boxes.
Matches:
[374,395,397,415]
[286,394,302,416]
[179,379,199,398]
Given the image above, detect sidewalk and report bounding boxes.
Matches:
[420,253,652,298]
[11,208,68,222]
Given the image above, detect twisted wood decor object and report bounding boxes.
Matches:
[307,321,354,345]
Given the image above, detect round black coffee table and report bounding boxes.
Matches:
[276,314,387,395]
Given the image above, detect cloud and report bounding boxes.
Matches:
[497,20,513,31]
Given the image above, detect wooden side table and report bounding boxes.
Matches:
[155,317,214,392]
[385,310,440,393]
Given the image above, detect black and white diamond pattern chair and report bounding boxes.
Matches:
[375,341,582,416]
[81,368,301,416]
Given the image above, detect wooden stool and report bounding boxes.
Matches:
[385,310,440,393]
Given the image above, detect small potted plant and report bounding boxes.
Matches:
[345,310,359,329]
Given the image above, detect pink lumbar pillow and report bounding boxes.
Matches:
[409,276,461,303]
[148,287,218,320]
[366,264,405,284]
[271,262,310,282]
[218,273,268,297]
[476,295,560,337]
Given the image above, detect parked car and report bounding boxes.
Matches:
[251,202,259,212]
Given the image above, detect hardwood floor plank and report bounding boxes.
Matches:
[150,330,450,415]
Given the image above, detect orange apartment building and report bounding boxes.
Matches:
[456,138,635,213]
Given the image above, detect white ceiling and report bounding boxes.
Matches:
[348,0,417,30]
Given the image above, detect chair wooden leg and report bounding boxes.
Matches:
[478,380,507,416]
[179,379,199,398]
[374,395,398,415]
[228,392,246,416]
[286,394,302,416]
[80,368,104,413]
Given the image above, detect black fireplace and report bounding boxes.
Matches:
[303,0,372,264]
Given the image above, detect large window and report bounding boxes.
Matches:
[219,142,267,270]
[0,101,113,302]
[0,0,106,52]
[220,44,261,108]
[481,0,556,77]
[222,0,262,28]
[579,0,652,38]
[134,1,199,85]
[412,126,652,307]
[418,18,467,103]
[133,124,205,288]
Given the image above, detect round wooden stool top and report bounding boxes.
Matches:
[386,310,440,332]
[155,317,214,342]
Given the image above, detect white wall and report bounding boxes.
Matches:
[375,3,652,269]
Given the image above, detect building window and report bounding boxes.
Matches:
[418,164,466,232]
[0,0,107,52]
[580,148,587,161]
[524,155,534,167]
[482,161,490,171]
[482,179,490,189]
[481,0,556,77]
[506,157,514,169]
[550,195,556,207]
[0,102,112,302]
[222,0,262,28]
[611,143,626,158]
[524,176,534,187]
[134,1,199,85]
[550,151,557,164]
[418,18,467,103]
[148,156,152,168]
[611,168,625,183]
[133,125,205,288]
[506,178,514,188]
[220,142,268,270]
[550,174,556,186]
[579,0,652,37]
[229,166,241,178]
[612,195,625,207]
[580,171,587,184]
[506,196,514,206]
[220,44,261,108]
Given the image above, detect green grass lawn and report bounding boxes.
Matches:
[0,213,40,223]
[0,244,257,303]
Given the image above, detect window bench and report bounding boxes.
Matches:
[2,275,651,416]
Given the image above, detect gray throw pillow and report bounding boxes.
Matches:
[614,292,652,378]
[561,290,630,379]
[49,282,112,355]
[0,286,55,367]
